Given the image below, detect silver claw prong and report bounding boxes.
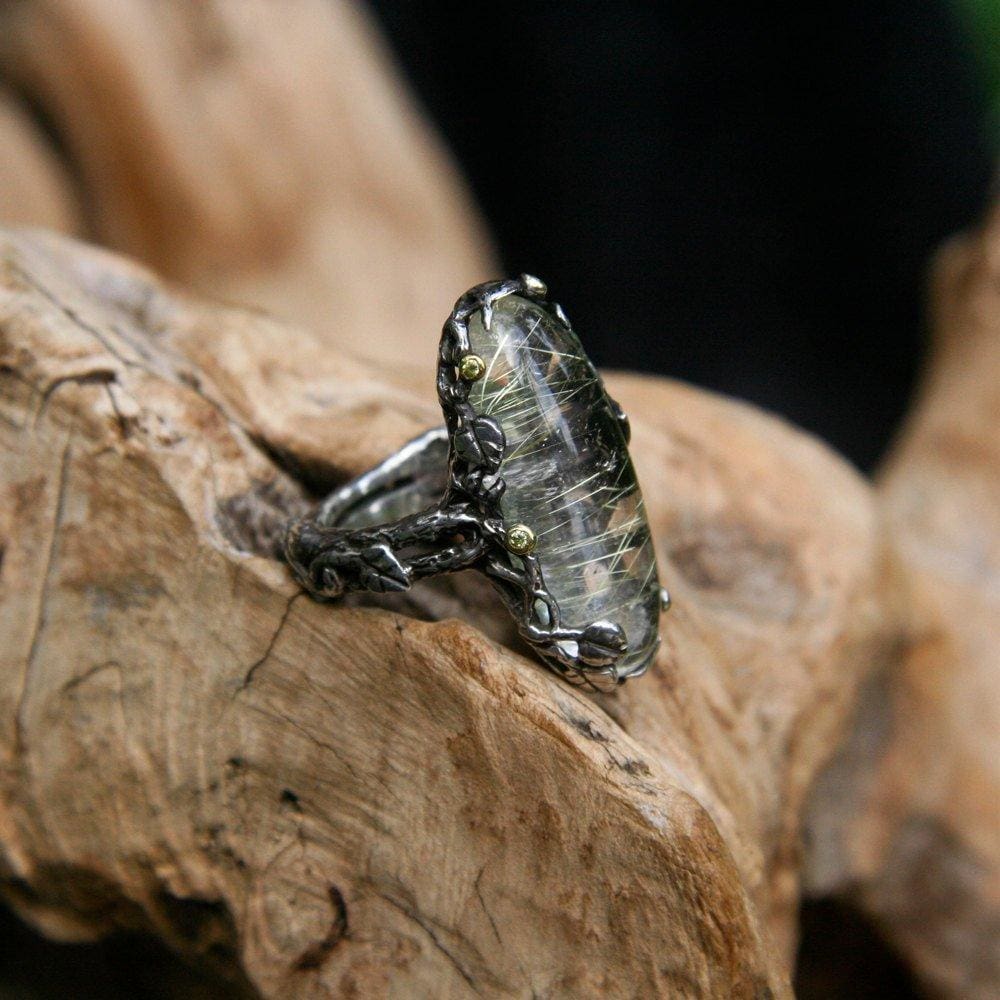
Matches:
[609,397,631,444]
[520,274,547,299]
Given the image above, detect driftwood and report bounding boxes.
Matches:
[0,0,996,996]
[0,225,895,998]
[803,211,1000,999]
[0,0,492,372]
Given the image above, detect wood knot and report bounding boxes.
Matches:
[294,886,349,971]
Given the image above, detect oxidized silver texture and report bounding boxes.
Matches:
[284,276,665,691]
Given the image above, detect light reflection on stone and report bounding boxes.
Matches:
[467,295,660,676]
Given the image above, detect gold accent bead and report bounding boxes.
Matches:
[458,353,486,382]
[505,524,537,555]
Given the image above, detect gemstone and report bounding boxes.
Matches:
[466,294,661,677]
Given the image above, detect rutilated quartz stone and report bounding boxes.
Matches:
[466,294,661,677]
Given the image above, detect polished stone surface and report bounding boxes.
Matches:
[467,294,660,676]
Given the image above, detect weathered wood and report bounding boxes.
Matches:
[0,228,900,996]
[0,0,996,995]
[0,90,82,237]
[0,0,493,373]
[804,209,1000,1000]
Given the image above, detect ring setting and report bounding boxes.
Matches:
[284,276,667,691]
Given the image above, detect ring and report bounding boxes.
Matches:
[284,275,668,691]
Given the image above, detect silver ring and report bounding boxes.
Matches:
[284,276,668,691]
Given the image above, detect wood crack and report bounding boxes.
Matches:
[34,368,117,426]
[16,433,72,753]
[239,591,303,690]
[370,885,485,996]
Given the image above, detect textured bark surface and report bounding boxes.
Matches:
[0,228,899,997]
[804,209,1000,999]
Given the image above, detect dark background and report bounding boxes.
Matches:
[365,2,994,995]
[370,0,995,472]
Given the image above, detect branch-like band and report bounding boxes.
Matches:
[284,276,663,691]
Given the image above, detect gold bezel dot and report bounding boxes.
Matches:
[505,524,537,555]
[458,354,486,382]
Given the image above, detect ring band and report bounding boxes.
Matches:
[284,276,667,691]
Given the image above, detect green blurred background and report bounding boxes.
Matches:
[958,0,1000,141]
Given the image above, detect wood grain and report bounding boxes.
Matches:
[0,0,493,375]
[804,208,1000,1000]
[0,227,901,996]
[0,0,995,995]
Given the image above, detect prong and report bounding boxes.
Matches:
[660,588,671,612]
[520,273,547,299]
[609,397,631,444]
